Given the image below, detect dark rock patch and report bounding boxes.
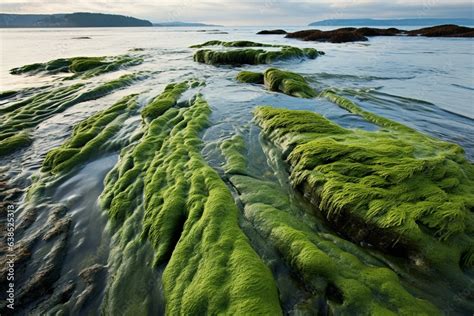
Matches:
[257,29,287,35]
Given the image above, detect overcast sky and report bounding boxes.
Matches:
[1,0,473,25]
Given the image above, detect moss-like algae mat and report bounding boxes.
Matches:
[0,73,142,156]
[192,40,323,65]
[220,135,440,315]
[238,68,317,98]
[2,93,143,315]
[253,106,474,278]
[42,94,139,174]
[99,82,282,315]
[10,55,143,79]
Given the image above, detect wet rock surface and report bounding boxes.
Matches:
[286,24,474,43]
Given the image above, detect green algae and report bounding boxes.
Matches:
[193,46,322,66]
[141,82,189,122]
[10,55,143,79]
[220,135,248,175]
[320,89,417,133]
[264,68,317,98]
[235,71,264,84]
[254,106,474,277]
[0,73,142,156]
[100,84,282,315]
[0,131,33,156]
[220,136,440,315]
[0,90,17,100]
[237,68,317,98]
[42,94,139,174]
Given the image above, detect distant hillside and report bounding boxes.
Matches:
[0,13,152,27]
[152,21,220,27]
[309,18,474,27]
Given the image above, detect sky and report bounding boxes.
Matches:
[1,0,473,25]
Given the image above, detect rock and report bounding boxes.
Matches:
[286,28,369,43]
[257,29,287,35]
[407,24,474,37]
[286,25,473,43]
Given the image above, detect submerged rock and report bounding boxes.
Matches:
[257,29,287,35]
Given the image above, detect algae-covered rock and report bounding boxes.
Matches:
[254,106,474,278]
[42,94,139,174]
[0,90,17,100]
[0,131,32,156]
[141,81,188,122]
[235,71,264,84]
[264,68,317,98]
[10,55,143,79]
[0,73,142,156]
[193,46,322,66]
[100,83,282,314]
[220,135,441,315]
[237,68,317,98]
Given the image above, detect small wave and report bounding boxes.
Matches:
[451,83,474,91]
[311,72,415,81]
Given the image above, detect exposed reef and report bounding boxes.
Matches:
[221,135,440,315]
[191,40,323,66]
[254,106,474,283]
[10,55,143,79]
[100,82,281,314]
[286,24,474,43]
[0,73,143,156]
[257,29,287,35]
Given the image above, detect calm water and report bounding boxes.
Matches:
[1,26,473,314]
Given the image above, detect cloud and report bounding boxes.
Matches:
[0,0,472,25]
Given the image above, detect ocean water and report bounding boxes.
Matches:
[0,26,473,314]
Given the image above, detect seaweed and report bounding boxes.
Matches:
[254,106,474,279]
[220,135,248,175]
[193,46,322,66]
[10,55,143,79]
[220,136,441,314]
[42,94,139,174]
[100,84,282,314]
[0,90,17,100]
[0,131,32,156]
[237,68,317,98]
[0,73,143,156]
[236,71,264,84]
